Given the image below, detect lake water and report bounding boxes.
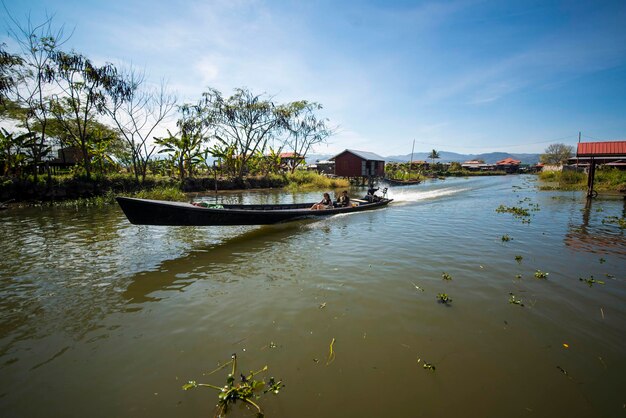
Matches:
[1,175,625,418]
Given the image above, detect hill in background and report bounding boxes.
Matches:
[307,151,540,165]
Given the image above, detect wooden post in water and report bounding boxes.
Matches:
[214,159,219,204]
[586,157,596,198]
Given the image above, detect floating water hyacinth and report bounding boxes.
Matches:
[534,270,548,279]
[436,293,452,304]
[508,293,524,307]
[417,357,436,372]
[495,205,530,218]
[579,276,605,287]
[182,353,283,418]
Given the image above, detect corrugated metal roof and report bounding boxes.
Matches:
[577,141,626,157]
[496,157,521,165]
[330,149,385,161]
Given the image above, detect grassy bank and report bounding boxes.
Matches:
[283,171,349,191]
[538,168,626,192]
[1,171,349,207]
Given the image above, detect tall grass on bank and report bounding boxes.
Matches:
[132,186,186,201]
[284,171,349,190]
[6,171,350,208]
[539,168,626,192]
[50,186,187,208]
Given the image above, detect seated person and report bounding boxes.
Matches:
[365,187,379,202]
[336,190,350,207]
[311,192,333,210]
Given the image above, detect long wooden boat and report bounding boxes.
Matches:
[116,196,393,226]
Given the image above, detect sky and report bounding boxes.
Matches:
[2,0,626,156]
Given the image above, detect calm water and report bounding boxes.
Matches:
[1,175,625,418]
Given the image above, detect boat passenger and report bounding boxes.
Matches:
[311,193,333,210]
[337,190,351,207]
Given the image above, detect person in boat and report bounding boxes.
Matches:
[365,187,380,203]
[336,190,351,207]
[311,192,333,210]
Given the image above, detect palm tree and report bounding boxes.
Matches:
[154,129,203,179]
[428,149,440,166]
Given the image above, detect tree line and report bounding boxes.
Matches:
[0,13,333,184]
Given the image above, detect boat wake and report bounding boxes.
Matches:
[387,186,471,205]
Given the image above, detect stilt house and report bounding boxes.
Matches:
[331,149,385,178]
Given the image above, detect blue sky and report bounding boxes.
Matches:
[2,0,626,156]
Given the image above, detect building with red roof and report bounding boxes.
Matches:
[495,157,521,173]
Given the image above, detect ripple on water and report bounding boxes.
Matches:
[0,178,625,418]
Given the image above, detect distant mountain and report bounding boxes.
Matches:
[306,153,334,164]
[305,151,540,165]
[386,151,540,165]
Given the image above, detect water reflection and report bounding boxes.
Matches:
[123,221,313,304]
[565,197,626,254]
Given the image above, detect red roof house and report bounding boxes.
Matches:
[495,157,521,173]
[331,149,385,178]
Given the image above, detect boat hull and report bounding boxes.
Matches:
[116,197,393,226]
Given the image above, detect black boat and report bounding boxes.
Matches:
[116,196,393,226]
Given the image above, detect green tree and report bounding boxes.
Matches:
[284,102,334,173]
[0,128,35,176]
[540,143,573,165]
[154,128,204,180]
[3,13,69,181]
[51,51,131,177]
[0,43,23,105]
[428,149,440,165]
[195,88,297,180]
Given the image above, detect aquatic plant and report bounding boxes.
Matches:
[441,272,452,281]
[508,293,524,307]
[515,255,523,264]
[501,234,511,242]
[326,338,336,366]
[515,274,522,280]
[436,293,452,304]
[182,354,283,418]
[579,276,605,287]
[417,357,436,371]
[495,205,530,218]
[601,216,626,229]
[599,258,606,264]
[534,270,549,279]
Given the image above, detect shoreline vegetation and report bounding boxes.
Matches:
[1,160,516,208]
[3,166,625,209]
[0,171,351,208]
[5,167,626,209]
[538,168,626,194]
